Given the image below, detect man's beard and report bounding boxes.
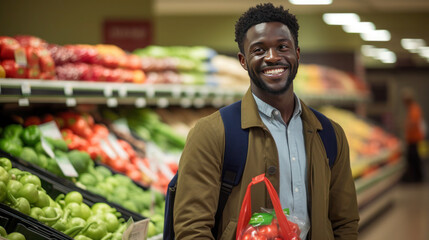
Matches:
[249,63,299,95]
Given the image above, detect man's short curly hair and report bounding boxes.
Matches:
[234,3,300,53]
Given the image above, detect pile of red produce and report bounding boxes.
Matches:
[0,35,56,79]
[23,112,152,185]
[49,44,146,83]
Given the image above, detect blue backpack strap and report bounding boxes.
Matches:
[310,108,337,168]
[212,100,249,238]
[163,174,178,240]
[219,100,249,186]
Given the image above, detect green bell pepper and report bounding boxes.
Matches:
[0,138,23,157]
[2,124,23,139]
[0,157,12,171]
[20,125,41,146]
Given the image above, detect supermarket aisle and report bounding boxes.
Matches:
[358,167,429,240]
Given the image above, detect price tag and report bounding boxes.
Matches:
[107,98,118,108]
[193,98,205,108]
[179,98,192,108]
[99,139,117,159]
[104,86,113,97]
[119,86,128,97]
[18,98,29,107]
[14,48,27,67]
[55,154,78,177]
[64,84,73,96]
[66,98,77,107]
[107,133,129,160]
[137,161,158,182]
[146,86,155,98]
[38,121,63,139]
[156,98,169,108]
[171,86,182,98]
[21,82,31,95]
[112,118,131,135]
[185,87,196,97]
[124,218,150,240]
[135,98,146,108]
[122,217,135,240]
[211,97,224,108]
[199,87,210,97]
[41,137,55,159]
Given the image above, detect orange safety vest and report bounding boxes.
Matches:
[406,101,424,144]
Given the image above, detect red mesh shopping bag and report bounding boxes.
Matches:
[236,174,301,240]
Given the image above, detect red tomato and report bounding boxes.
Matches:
[24,116,41,127]
[92,124,109,138]
[0,37,20,59]
[25,47,40,67]
[1,60,26,78]
[126,168,142,182]
[257,222,279,239]
[110,158,127,173]
[240,225,258,240]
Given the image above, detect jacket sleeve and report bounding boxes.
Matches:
[173,114,224,239]
[329,121,360,240]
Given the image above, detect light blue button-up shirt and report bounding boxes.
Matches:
[253,93,309,240]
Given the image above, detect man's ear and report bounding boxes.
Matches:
[237,52,248,71]
[296,47,301,61]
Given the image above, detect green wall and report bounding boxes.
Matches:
[0,0,153,45]
[0,1,362,54]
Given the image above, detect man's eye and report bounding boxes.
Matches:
[279,45,289,50]
[253,48,264,53]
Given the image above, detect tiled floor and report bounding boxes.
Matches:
[359,180,429,240]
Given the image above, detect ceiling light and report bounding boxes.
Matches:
[323,13,360,25]
[418,47,429,58]
[289,0,332,5]
[401,38,426,53]
[360,30,391,41]
[343,22,375,33]
[379,51,396,64]
[361,45,376,57]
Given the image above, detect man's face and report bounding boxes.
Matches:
[238,22,300,95]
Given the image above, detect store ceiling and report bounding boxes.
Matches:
[155,0,429,67]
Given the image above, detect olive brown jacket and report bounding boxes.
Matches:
[173,88,359,240]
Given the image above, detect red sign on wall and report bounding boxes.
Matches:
[103,20,152,52]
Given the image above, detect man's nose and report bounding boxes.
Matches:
[265,48,281,62]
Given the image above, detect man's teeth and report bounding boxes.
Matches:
[264,68,285,74]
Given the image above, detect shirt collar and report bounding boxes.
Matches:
[252,93,302,120]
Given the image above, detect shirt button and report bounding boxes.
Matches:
[292,157,296,161]
[273,110,279,115]
[295,187,299,192]
[267,166,277,175]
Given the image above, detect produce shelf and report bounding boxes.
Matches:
[355,159,406,227]
[0,79,243,108]
[0,150,146,222]
[0,78,370,108]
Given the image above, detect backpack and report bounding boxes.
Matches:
[163,100,337,240]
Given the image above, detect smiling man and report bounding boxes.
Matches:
[173,3,359,240]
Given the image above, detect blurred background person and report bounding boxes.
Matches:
[402,87,426,183]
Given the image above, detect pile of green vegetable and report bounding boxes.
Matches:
[0,157,128,240]
[0,124,84,179]
[0,123,165,237]
[102,108,186,152]
[0,226,26,240]
[77,165,165,237]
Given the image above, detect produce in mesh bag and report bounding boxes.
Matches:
[240,208,303,240]
[237,174,301,240]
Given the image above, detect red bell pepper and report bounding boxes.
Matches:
[1,60,26,78]
[0,36,21,60]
